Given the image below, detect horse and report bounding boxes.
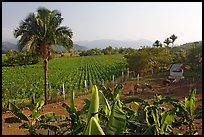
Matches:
[133,83,153,94]
[162,79,171,86]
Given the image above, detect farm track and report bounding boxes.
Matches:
[2,77,202,135]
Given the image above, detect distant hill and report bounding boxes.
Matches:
[52,44,88,52]
[2,41,88,53]
[75,39,153,49]
[2,41,19,53]
[178,41,202,49]
[169,41,202,53]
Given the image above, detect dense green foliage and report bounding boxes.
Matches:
[125,47,172,76]
[5,85,202,135]
[2,55,127,109]
[5,100,68,135]
[79,46,136,56]
[125,42,202,76]
[2,50,41,66]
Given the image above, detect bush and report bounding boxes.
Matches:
[3,51,41,66]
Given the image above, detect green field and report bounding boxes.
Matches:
[2,55,127,107]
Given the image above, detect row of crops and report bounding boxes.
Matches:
[2,55,127,107]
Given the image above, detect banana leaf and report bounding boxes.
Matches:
[86,85,99,123]
[5,117,22,123]
[84,117,105,135]
[105,99,126,135]
[39,123,60,132]
[35,100,44,111]
[70,90,77,113]
[193,105,202,119]
[160,108,177,135]
[99,90,111,118]
[8,102,29,121]
[40,112,67,122]
[142,125,155,135]
[19,122,29,129]
[185,88,196,116]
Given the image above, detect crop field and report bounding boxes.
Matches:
[2,55,127,108]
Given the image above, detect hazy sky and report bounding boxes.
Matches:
[2,2,202,45]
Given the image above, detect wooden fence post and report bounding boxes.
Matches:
[62,83,65,100]
[127,68,129,79]
[84,80,87,88]
[137,73,140,84]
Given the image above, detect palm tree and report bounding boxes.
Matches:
[153,40,162,48]
[163,38,172,47]
[170,34,178,47]
[14,7,73,105]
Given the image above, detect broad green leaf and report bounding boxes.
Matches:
[69,123,86,135]
[62,103,71,114]
[151,109,160,134]
[160,108,176,134]
[19,122,29,129]
[8,102,29,121]
[105,99,126,135]
[31,109,39,119]
[70,90,76,113]
[164,114,174,125]
[35,100,44,111]
[80,99,90,114]
[162,97,179,104]
[84,117,105,135]
[39,123,60,132]
[5,117,22,123]
[144,106,151,126]
[99,90,111,118]
[113,84,123,99]
[87,85,99,123]
[40,112,67,122]
[142,125,155,135]
[123,97,144,104]
[194,105,202,119]
[188,89,196,115]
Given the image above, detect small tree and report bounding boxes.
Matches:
[164,38,172,47]
[170,34,178,47]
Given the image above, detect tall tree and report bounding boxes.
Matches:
[163,38,172,47]
[170,34,178,47]
[14,7,73,105]
[153,40,162,48]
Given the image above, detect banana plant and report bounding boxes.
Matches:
[83,84,127,135]
[142,94,178,135]
[122,94,177,135]
[83,85,105,135]
[61,90,88,135]
[5,100,67,135]
[169,88,202,135]
[99,84,126,135]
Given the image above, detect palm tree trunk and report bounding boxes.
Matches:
[44,59,49,105]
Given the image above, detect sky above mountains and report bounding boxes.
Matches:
[2,2,202,45]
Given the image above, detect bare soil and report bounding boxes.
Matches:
[2,76,202,135]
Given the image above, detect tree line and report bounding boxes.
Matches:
[125,41,202,76]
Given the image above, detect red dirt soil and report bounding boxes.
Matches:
[2,77,202,135]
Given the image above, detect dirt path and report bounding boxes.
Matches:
[2,78,202,135]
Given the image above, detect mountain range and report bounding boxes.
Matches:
[2,39,202,53]
[2,39,153,52]
[75,39,153,49]
[2,42,88,53]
